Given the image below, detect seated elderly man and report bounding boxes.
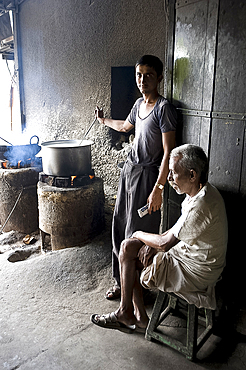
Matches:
[91,144,228,332]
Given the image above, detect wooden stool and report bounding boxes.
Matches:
[145,290,214,361]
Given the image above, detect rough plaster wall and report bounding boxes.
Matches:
[18,0,167,190]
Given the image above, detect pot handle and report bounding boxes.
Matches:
[30,135,39,145]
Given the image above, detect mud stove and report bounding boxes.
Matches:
[0,167,39,234]
[38,172,105,251]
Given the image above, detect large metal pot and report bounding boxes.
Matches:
[37,139,93,176]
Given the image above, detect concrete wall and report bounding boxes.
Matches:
[17,0,167,190]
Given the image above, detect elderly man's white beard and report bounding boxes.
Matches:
[168,181,185,195]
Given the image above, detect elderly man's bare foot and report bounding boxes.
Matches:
[136,319,148,329]
[134,309,149,329]
[114,308,149,331]
[115,308,137,327]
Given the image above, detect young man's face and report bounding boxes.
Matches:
[135,64,162,95]
[168,156,190,195]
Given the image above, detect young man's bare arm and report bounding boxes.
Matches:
[156,130,176,186]
[95,107,134,133]
[147,130,176,213]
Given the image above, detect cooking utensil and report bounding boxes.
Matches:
[79,117,97,145]
[0,136,13,146]
[4,135,41,165]
[36,139,93,176]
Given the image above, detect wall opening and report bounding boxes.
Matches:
[110,66,140,148]
[0,10,21,145]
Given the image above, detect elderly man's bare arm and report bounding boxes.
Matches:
[132,229,179,253]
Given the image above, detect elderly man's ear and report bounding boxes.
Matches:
[189,169,197,182]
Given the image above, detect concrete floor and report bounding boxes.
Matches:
[0,226,246,370]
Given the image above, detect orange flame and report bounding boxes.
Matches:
[89,175,94,179]
[71,175,77,186]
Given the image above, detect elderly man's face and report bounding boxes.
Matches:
[168,156,190,195]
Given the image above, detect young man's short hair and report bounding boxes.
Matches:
[135,55,163,77]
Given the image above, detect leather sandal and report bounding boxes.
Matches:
[90,312,135,332]
[90,312,146,334]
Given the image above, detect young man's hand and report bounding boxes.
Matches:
[147,187,162,214]
[95,106,104,121]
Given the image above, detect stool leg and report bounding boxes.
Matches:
[196,309,214,352]
[157,295,177,326]
[205,308,213,327]
[145,290,168,340]
[186,304,198,361]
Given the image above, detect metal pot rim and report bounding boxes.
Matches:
[41,139,94,148]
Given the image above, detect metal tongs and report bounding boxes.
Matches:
[79,107,103,145]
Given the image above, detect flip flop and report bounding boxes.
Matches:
[105,286,121,300]
[90,312,135,333]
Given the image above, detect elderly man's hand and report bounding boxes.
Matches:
[138,245,157,268]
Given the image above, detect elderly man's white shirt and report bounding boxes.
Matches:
[141,182,228,309]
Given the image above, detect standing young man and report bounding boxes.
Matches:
[95,55,177,299]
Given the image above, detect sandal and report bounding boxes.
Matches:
[105,286,121,300]
[90,312,135,333]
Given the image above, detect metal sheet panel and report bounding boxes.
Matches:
[165,0,218,228]
[181,115,201,145]
[178,112,211,151]
[200,116,211,154]
[166,0,246,223]
[239,127,246,197]
[214,1,246,113]
[173,0,208,109]
[208,118,245,193]
[201,0,219,111]
[173,0,218,112]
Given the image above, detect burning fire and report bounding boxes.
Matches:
[0,157,33,169]
[71,176,77,186]
[70,174,94,186]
